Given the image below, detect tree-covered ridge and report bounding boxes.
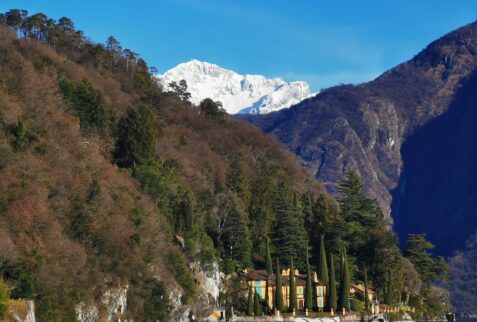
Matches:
[0,9,450,321]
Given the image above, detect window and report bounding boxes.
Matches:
[256,287,264,298]
[318,298,323,308]
[298,287,303,295]
[317,287,323,296]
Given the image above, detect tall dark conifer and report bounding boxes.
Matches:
[364,269,370,315]
[305,241,313,311]
[339,247,350,311]
[265,237,273,275]
[275,259,284,312]
[327,252,337,311]
[221,199,252,268]
[114,105,158,168]
[247,286,253,316]
[254,291,262,316]
[289,257,297,312]
[272,183,306,264]
[318,235,329,284]
[265,237,273,311]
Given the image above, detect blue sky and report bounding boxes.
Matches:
[1,1,476,91]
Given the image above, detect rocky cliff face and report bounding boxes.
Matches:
[245,21,477,254]
[8,300,35,322]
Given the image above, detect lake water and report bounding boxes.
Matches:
[458,319,477,322]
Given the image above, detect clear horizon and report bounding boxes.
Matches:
[1,0,476,91]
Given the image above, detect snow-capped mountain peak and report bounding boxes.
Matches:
[156,60,315,114]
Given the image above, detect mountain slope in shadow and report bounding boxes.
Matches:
[392,69,477,255]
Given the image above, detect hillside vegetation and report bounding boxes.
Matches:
[0,9,450,321]
[0,10,325,321]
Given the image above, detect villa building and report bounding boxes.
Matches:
[242,268,327,311]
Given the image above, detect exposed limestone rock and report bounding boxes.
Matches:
[101,286,128,321]
[76,302,99,322]
[76,285,128,322]
[8,300,35,322]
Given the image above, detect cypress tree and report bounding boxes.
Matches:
[384,270,393,305]
[364,269,370,315]
[289,257,297,312]
[254,291,262,316]
[247,286,253,316]
[275,259,284,312]
[305,241,313,311]
[339,247,350,312]
[265,237,273,275]
[264,237,273,310]
[327,252,337,311]
[318,235,329,284]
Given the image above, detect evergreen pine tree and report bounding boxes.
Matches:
[254,291,262,316]
[73,78,108,133]
[247,286,253,316]
[404,234,448,290]
[221,199,252,268]
[275,259,284,312]
[265,237,273,275]
[289,257,297,312]
[318,235,329,284]
[272,183,306,264]
[337,171,383,267]
[114,105,158,168]
[249,161,273,250]
[305,241,314,311]
[339,247,351,312]
[327,252,337,312]
[364,269,370,315]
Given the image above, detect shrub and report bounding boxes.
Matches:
[350,298,364,312]
[167,251,196,303]
[142,279,171,321]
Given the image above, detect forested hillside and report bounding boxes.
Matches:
[0,9,326,321]
[0,10,449,321]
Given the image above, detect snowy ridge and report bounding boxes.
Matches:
[156,59,315,114]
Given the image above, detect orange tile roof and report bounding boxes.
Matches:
[352,284,375,294]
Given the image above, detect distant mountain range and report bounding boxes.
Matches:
[156,59,314,114]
